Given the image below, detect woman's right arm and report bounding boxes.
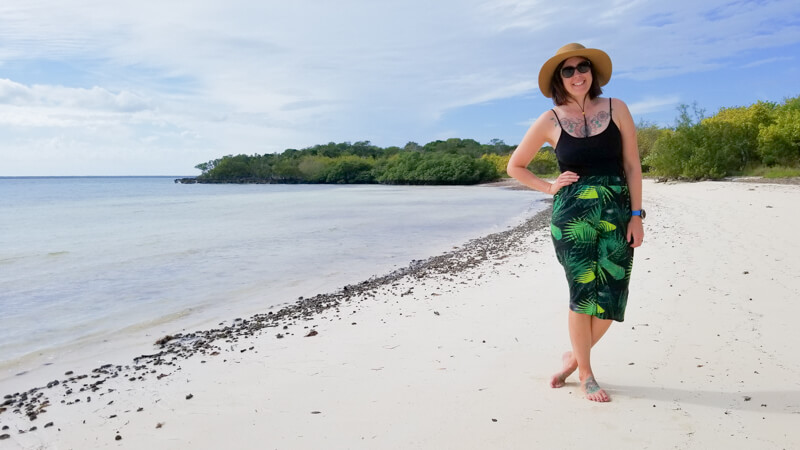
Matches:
[507,111,578,195]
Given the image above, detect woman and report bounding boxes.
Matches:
[507,43,644,402]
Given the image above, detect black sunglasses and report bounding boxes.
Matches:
[560,60,592,78]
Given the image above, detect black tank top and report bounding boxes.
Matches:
[552,98,624,177]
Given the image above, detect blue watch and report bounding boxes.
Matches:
[631,209,646,219]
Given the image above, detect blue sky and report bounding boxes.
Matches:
[1,0,799,175]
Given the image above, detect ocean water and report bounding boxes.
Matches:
[0,177,547,368]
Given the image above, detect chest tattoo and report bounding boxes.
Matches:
[558,110,611,138]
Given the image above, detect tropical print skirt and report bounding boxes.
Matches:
[550,175,633,322]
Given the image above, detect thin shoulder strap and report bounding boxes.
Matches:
[609,97,613,114]
[550,109,564,128]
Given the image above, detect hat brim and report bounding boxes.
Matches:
[538,48,612,98]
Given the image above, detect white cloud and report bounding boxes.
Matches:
[0,79,151,112]
[0,0,799,174]
[627,96,682,116]
[742,56,794,69]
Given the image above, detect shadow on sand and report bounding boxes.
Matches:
[601,383,800,414]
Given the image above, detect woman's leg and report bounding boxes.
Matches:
[551,313,612,402]
[550,313,612,388]
[571,312,612,401]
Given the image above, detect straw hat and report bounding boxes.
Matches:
[538,43,612,98]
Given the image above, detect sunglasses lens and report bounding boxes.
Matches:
[561,60,592,78]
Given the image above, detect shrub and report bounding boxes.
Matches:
[636,122,670,172]
[298,156,334,182]
[645,121,757,180]
[377,152,499,184]
[758,109,800,166]
[529,147,559,175]
[324,156,376,183]
[644,129,687,178]
[480,153,511,177]
[684,121,758,178]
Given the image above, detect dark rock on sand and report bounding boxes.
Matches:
[0,205,551,431]
[155,335,175,346]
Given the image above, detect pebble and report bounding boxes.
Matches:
[0,209,552,431]
[186,394,194,400]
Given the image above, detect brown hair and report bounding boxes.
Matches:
[549,58,603,106]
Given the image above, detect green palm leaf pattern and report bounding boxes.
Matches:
[552,193,568,224]
[551,176,633,322]
[550,223,562,240]
[599,257,626,280]
[595,263,608,285]
[564,219,597,245]
[587,185,614,204]
[598,220,616,232]
[585,204,602,225]
[603,234,629,261]
[626,257,634,280]
[553,193,565,213]
[563,251,593,281]
[575,186,598,199]
[575,265,596,284]
[575,297,604,315]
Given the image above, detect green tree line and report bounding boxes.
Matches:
[192,138,559,185]
[643,95,800,179]
[190,94,799,184]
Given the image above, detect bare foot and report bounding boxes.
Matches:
[549,351,578,388]
[581,375,610,402]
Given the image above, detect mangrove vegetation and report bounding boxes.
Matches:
[187,95,799,184]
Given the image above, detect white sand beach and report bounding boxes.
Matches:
[2,179,799,449]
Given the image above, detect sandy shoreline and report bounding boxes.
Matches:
[2,179,799,449]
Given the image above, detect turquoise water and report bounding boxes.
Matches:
[0,177,547,366]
